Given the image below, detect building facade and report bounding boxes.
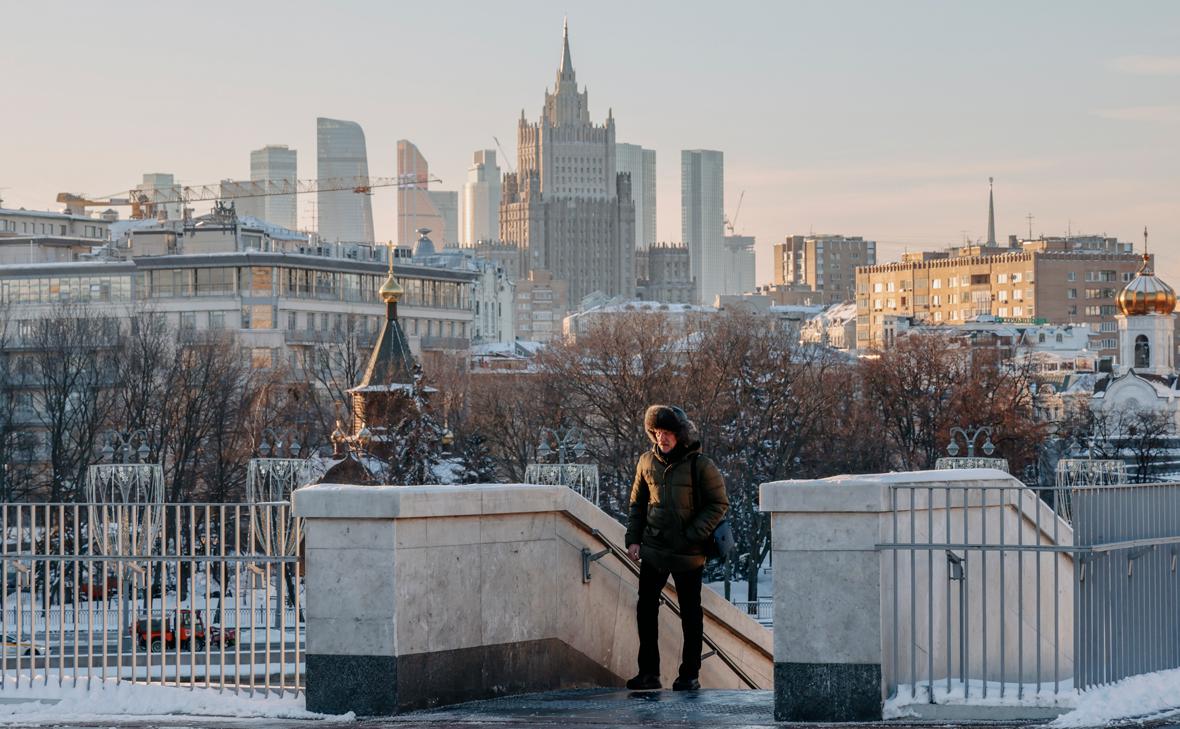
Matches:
[0,207,112,245]
[636,242,695,304]
[616,143,656,250]
[250,144,298,230]
[855,243,1148,364]
[775,234,877,302]
[722,234,756,300]
[317,117,375,243]
[499,21,636,305]
[398,140,459,247]
[514,269,569,342]
[462,150,501,247]
[681,149,724,304]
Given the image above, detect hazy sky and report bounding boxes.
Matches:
[2,1,1178,285]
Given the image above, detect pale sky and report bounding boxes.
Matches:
[2,1,1178,285]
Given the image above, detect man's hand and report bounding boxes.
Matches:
[627,543,641,562]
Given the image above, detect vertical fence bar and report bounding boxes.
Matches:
[980,486,987,699]
[891,486,898,698]
[961,487,968,699]
[945,486,951,696]
[279,503,288,696]
[234,504,242,694]
[291,502,299,693]
[999,485,1007,698]
[1,503,8,688]
[909,487,916,695]
[203,504,212,691]
[57,504,65,687]
[39,504,48,687]
[188,505,196,691]
[926,486,933,702]
[218,504,227,694]
[15,505,23,690]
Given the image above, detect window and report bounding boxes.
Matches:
[1067,271,1077,282]
[179,312,195,331]
[287,312,296,330]
[1013,289,1023,300]
[1012,273,1023,283]
[932,279,942,289]
[251,348,274,369]
[1135,335,1150,368]
[874,282,884,293]
[932,295,941,306]
[241,304,275,329]
[997,273,1008,284]
[208,311,225,329]
[999,307,1009,317]
[1013,306,1023,317]
[998,290,1008,302]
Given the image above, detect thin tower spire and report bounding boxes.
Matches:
[986,177,996,246]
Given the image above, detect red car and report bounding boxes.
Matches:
[132,611,236,652]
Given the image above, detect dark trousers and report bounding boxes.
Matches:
[636,561,704,680]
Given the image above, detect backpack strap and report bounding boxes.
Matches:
[689,452,702,514]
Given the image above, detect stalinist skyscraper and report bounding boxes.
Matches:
[500,20,636,304]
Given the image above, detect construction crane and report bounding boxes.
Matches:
[724,190,746,235]
[58,174,441,220]
[493,136,516,174]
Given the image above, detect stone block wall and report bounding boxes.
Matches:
[295,484,771,715]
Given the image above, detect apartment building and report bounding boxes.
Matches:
[774,234,876,303]
[855,244,1147,365]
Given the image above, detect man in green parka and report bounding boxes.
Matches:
[624,404,729,691]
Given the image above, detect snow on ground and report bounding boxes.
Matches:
[0,676,351,724]
[885,668,1180,726]
[884,679,1077,718]
[1052,668,1180,727]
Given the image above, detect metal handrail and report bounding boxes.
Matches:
[560,512,765,689]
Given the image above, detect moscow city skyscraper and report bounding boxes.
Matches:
[316,117,375,243]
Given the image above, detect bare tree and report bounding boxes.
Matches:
[29,306,119,501]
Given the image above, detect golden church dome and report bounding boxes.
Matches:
[1117,253,1176,316]
[379,272,404,304]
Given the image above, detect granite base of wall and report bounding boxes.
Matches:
[306,653,398,716]
[308,639,622,716]
[774,661,881,721]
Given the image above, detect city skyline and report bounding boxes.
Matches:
[1,1,1177,285]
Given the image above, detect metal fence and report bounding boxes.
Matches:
[1,502,302,695]
[1073,483,1180,688]
[879,481,1180,704]
[730,600,773,625]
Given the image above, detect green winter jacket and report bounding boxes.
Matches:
[625,441,729,573]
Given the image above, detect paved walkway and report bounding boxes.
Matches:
[3,689,1176,729]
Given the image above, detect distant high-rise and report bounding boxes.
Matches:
[722,234,756,298]
[250,145,297,230]
[398,140,458,247]
[500,20,635,304]
[616,143,656,250]
[316,117,375,243]
[428,191,458,248]
[462,150,501,246]
[775,234,876,303]
[136,173,183,220]
[681,149,724,304]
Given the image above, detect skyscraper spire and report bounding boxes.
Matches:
[558,17,575,84]
[986,177,996,246]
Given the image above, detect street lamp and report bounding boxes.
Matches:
[257,428,302,459]
[100,429,152,464]
[945,426,996,458]
[536,426,586,468]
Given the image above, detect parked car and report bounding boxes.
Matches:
[131,611,236,652]
[2,633,42,657]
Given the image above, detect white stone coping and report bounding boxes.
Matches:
[293,483,566,519]
[759,469,1019,513]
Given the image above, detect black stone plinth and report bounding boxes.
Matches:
[306,640,621,716]
[774,661,882,721]
[306,653,398,716]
